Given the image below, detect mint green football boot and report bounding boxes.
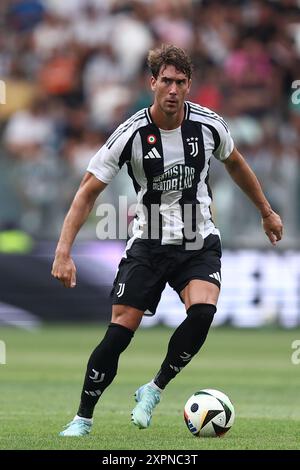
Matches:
[131,383,161,429]
[59,418,92,437]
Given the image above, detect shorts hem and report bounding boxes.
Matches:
[173,276,221,302]
[112,300,157,316]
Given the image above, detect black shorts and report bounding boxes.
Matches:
[111,233,222,315]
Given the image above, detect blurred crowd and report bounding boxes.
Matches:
[0,0,299,247]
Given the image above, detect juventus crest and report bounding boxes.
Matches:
[187,137,199,157]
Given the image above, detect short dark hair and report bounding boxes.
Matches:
[147,44,193,80]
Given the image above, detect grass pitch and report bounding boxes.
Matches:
[0,324,300,450]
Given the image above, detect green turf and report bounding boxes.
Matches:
[0,325,300,450]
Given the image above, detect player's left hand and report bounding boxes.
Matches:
[262,210,283,246]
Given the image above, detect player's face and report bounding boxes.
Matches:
[151,65,191,116]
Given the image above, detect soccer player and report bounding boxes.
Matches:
[52,45,283,436]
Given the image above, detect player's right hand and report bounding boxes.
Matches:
[262,210,283,246]
[51,254,77,288]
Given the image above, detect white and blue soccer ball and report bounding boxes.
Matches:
[184,389,235,437]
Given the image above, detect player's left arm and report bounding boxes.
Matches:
[223,147,283,246]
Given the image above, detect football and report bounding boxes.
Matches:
[184,389,235,437]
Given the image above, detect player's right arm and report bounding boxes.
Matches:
[52,110,143,288]
[51,172,106,288]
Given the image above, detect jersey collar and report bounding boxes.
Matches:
[146,102,189,125]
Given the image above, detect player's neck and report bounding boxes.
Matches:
[150,104,184,130]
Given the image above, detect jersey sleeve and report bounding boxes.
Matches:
[212,118,234,162]
[87,129,130,184]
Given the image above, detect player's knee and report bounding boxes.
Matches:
[111,305,144,331]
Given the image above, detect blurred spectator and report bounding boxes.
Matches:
[110,6,154,80]
[191,66,223,112]
[150,0,194,50]
[4,97,55,157]
[38,48,80,104]
[224,36,276,117]
[72,4,113,49]
[63,129,105,180]
[83,46,121,99]
[33,13,72,59]
[0,62,36,119]
[10,144,66,238]
[7,0,44,32]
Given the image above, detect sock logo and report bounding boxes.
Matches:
[170,352,192,373]
[116,282,125,297]
[89,369,105,383]
[84,389,102,396]
[180,352,192,362]
[170,364,183,373]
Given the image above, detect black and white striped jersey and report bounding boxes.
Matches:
[87,101,234,246]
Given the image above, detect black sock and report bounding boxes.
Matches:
[154,303,216,390]
[77,323,134,418]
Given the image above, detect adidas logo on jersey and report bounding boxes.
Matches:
[144,148,162,159]
[209,272,221,282]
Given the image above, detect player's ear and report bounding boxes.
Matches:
[187,79,192,94]
[150,76,157,92]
